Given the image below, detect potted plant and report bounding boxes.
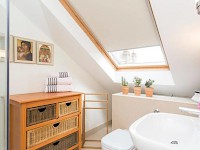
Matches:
[145,79,155,97]
[133,77,142,96]
[121,76,129,94]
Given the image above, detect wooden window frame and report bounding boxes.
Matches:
[59,0,170,71]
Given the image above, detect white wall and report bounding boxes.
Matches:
[10,1,110,131]
[150,0,200,97]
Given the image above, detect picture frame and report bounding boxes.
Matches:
[37,41,54,65]
[14,36,36,64]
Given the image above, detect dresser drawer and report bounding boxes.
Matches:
[37,132,78,150]
[26,104,56,126]
[27,116,78,148]
[59,100,78,117]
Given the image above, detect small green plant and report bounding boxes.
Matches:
[133,77,142,87]
[145,79,155,88]
[121,76,128,86]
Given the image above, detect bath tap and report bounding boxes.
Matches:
[154,109,160,113]
[179,107,200,117]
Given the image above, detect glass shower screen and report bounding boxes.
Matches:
[0,0,9,149]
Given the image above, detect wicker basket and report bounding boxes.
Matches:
[27,116,78,148]
[37,132,78,150]
[59,100,78,117]
[26,104,56,127]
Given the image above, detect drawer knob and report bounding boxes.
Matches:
[38,107,46,112]
[53,141,60,146]
[66,102,72,106]
[53,122,60,127]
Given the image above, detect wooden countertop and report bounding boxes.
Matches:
[10,91,83,104]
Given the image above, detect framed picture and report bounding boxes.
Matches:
[10,35,14,62]
[14,36,36,63]
[37,42,54,65]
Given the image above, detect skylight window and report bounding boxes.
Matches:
[60,0,169,70]
[108,46,167,67]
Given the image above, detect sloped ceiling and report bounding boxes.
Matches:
[67,0,161,51]
[150,0,200,97]
[11,0,200,97]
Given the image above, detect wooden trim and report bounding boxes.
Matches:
[56,102,59,119]
[78,96,82,149]
[25,96,80,108]
[21,104,27,149]
[59,0,117,70]
[10,104,22,150]
[68,144,79,150]
[10,92,82,104]
[117,65,169,71]
[60,0,170,71]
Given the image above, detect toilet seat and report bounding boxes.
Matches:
[101,129,134,150]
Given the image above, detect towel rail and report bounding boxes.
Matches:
[82,93,109,149]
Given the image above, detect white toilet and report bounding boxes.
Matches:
[101,129,135,150]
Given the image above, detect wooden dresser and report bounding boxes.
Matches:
[10,92,83,150]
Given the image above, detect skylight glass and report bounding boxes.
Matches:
[108,46,167,67]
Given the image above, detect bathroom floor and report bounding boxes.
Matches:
[82,125,112,150]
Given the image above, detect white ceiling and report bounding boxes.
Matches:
[150,0,200,96]
[68,0,161,51]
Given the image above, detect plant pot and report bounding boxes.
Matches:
[122,86,129,95]
[134,86,142,96]
[145,87,154,97]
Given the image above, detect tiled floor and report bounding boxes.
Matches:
[82,125,112,150]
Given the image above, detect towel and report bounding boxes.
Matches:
[44,85,73,93]
[50,72,69,78]
[45,77,72,85]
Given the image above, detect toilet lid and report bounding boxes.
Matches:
[101,129,134,150]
